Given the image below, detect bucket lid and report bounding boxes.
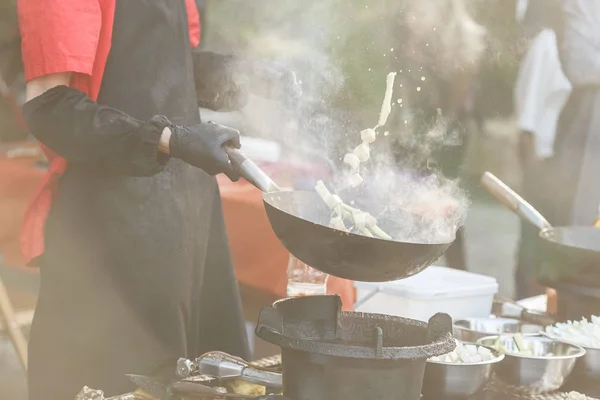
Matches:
[354,266,498,299]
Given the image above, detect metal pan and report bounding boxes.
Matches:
[226,147,453,282]
[481,172,600,266]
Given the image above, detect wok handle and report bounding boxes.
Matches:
[224,146,281,193]
[481,172,552,231]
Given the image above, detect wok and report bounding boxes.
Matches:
[226,147,453,282]
[481,172,600,267]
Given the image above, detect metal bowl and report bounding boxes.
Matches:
[477,334,586,393]
[543,333,600,379]
[574,345,600,379]
[422,343,504,399]
[453,318,542,342]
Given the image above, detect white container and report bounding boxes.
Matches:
[354,266,499,322]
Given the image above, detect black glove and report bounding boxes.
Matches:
[169,121,241,181]
[22,85,170,176]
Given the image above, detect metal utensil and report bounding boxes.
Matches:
[177,351,283,388]
[477,334,586,393]
[225,148,453,282]
[453,317,543,342]
[494,295,556,326]
[422,343,504,399]
[481,172,600,266]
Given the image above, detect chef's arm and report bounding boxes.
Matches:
[24,73,171,176]
[23,73,240,179]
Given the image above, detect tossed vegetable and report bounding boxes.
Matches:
[341,72,397,190]
[314,180,391,239]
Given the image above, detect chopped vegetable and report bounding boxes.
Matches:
[490,334,553,357]
[348,173,364,188]
[360,128,376,144]
[352,142,370,162]
[429,340,497,363]
[545,316,600,348]
[343,153,361,171]
[329,217,348,231]
[342,71,397,190]
[377,72,397,127]
[313,180,391,240]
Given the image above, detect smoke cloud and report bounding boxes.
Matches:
[206,0,486,243]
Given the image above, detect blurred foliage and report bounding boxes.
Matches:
[205,0,522,118]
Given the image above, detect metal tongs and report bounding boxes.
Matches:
[177,351,283,389]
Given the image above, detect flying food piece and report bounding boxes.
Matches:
[348,173,364,188]
[352,142,370,162]
[343,153,361,170]
[377,72,397,127]
[360,128,376,144]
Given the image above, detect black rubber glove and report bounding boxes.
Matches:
[169,121,241,181]
[22,85,170,176]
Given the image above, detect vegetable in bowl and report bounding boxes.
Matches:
[544,316,600,348]
[428,339,502,363]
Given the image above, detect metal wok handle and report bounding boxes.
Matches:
[224,146,281,193]
[481,172,552,231]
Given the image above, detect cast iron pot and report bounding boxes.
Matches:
[255,295,455,400]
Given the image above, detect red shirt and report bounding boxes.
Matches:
[18,0,201,266]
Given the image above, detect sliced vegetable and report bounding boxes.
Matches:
[545,316,600,348]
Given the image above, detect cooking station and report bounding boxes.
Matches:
[76,168,600,400]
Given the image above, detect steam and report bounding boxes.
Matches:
[206,0,482,244]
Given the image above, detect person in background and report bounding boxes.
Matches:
[513,0,566,299]
[18,1,298,399]
[392,0,486,270]
[549,0,600,227]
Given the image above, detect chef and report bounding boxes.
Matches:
[17,0,297,399]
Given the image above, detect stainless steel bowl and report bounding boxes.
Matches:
[422,343,504,399]
[574,345,600,379]
[543,334,600,379]
[477,334,586,393]
[453,317,542,342]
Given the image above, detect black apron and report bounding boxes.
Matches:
[27,2,249,399]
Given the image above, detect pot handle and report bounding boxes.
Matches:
[256,306,284,339]
[426,313,453,343]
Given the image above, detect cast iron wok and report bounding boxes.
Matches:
[226,147,454,282]
[481,172,600,268]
